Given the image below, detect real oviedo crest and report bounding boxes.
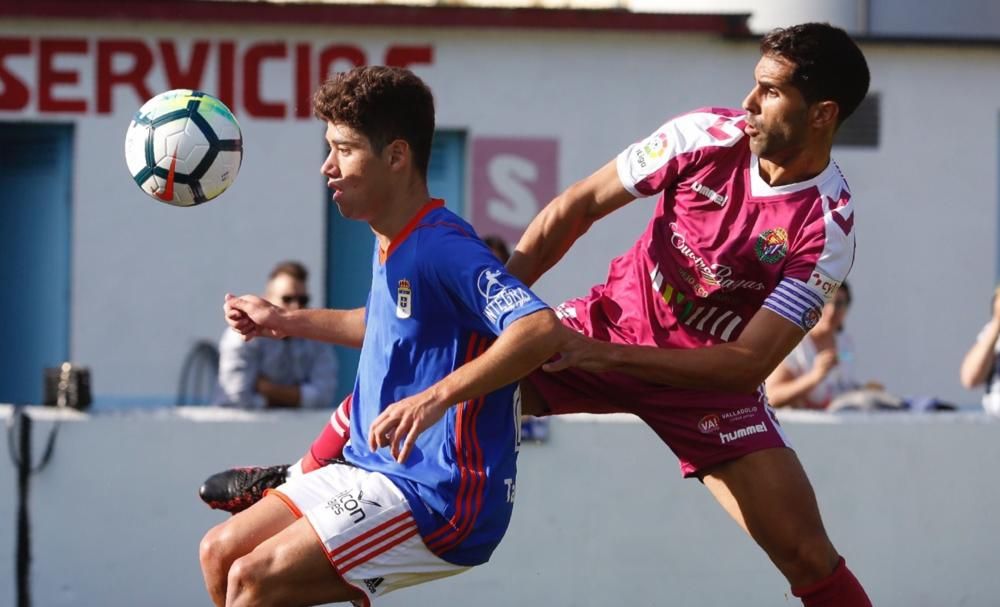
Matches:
[396,279,412,319]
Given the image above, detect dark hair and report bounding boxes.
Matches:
[838,280,852,305]
[760,23,870,125]
[483,235,511,263]
[313,66,435,179]
[269,260,308,283]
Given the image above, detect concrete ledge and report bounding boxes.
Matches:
[1,406,997,606]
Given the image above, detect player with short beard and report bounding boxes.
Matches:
[509,22,874,607]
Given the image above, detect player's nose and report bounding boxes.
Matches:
[741,88,759,114]
[320,151,339,177]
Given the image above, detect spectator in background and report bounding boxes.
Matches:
[960,284,1000,415]
[765,282,897,411]
[483,234,511,263]
[215,261,338,409]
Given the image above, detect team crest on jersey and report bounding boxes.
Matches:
[754,227,789,264]
[396,279,412,319]
[802,307,821,330]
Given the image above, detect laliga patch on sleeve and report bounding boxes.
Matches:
[632,131,670,172]
[809,270,842,302]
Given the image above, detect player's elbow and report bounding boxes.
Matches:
[557,180,602,228]
[728,376,768,395]
[515,309,564,361]
[721,357,774,394]
[533,309,565,349]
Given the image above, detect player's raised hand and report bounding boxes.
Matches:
[369,392,449,464]
[542,328,616,374]
[224,293,287,341]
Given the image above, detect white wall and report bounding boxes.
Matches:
[1,20,998,408]
[1,405,998,606]
[628,0,863,34]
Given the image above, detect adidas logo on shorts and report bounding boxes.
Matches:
[364,577,385,594]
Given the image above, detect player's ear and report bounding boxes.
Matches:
[385,139,410,172]
[811,100,838,130]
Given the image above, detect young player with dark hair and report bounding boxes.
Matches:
[198,65,562,607]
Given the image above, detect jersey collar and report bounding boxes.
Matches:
[748,154,838,198]
[379,198,445,264]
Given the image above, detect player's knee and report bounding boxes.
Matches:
[199,523,238,572]
[770,532,838,583]
[226,555,270,606]
[199,528,222,570]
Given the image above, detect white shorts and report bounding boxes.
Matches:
[270,462,468,607]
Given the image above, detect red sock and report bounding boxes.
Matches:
[792,557,872,607]
[301,395,352,473]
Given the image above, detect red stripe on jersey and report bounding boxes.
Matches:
[379,198,444,264]
[452,392,487,549]
[425,334,485,547]
[427,335,491,554]
[424,333,478,545]
[429,395,486,554]
[414,220,472,239]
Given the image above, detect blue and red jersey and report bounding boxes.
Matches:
[342,199,548,566]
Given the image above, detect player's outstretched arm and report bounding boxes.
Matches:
[506,160,634,288]
[544,307,805,394]
[226,294,366,347]
[369,309,564,463]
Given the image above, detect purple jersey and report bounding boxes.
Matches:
[558,107,855,347]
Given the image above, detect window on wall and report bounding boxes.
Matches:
[834,93,880,148]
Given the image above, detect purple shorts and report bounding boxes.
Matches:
[524,365,791,477]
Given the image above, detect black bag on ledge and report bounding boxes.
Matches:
[42,363,92,411]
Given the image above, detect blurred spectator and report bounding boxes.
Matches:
[215,261,338,409]
[960,284,1000,415]
[483,234,511,263]
[765,282,899,411]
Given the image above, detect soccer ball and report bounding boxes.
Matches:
[124,89,242,207]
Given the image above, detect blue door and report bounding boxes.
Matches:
[0,123,73,404]
[325,130,466,396]
[428,131,466,215]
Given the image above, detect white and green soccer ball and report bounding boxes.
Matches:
[124,89,243,207]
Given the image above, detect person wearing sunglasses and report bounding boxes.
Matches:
[214,260,339,409]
